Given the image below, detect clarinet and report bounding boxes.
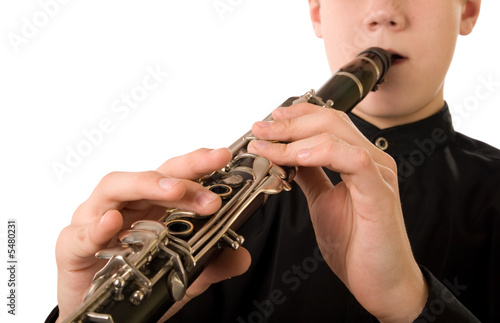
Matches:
[63,47,391,323]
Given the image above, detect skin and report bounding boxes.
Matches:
[55,0,481,322]
[56,148,251,322]
[247,0,481,320]
[311,0,481,129]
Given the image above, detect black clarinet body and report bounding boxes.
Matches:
[63,47,391,323]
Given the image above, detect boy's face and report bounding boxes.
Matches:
[309,0,481,127]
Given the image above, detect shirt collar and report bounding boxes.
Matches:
[349,103,455,157]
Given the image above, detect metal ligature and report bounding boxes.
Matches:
[64,47,392,323]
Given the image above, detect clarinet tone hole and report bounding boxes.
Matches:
[208,184,233,199]
[166,219,194,238]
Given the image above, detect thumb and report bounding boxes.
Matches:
[56,210,124,319]
[88,209,124,250]
[294,167,334,205]
[197,246,251,285]
[58,210,123,271]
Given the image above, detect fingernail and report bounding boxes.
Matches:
[159,177,180,191]
[251,140,270,149]
[297,148,311,159]
[256,121,272,128]
[196,191,219,206]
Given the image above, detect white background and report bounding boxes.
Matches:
[1,1,499,322]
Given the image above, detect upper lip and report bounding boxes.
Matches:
[386,49,407,60]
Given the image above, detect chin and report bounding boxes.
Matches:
[357,92,405,115]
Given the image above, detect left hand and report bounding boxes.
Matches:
[54,148,251,322]
[247,103,428,322]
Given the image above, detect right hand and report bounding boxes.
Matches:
[55,148,251,322]
[248,104,428,322]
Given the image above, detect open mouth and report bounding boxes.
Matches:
[388,51,407,64]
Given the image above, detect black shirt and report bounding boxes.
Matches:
[170,105,500,322]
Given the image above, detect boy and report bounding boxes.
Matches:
[50,0,497,322]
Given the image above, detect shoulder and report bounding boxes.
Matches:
[450,132,500,208]
[450,131,500,170]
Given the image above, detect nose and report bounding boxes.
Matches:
[363,1,407,32]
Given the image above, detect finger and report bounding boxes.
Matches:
[253,105,392,165]
[55,210,125,321]
[271,102,323,120]
[248,132,341,167]
[250,135,391,198]
[191,246,251,288]
[250,117,395,171]
[253,104,357,143]
[293,167,351,260]
[294,166,335,209]
[159,247,251,321]
[157,148,232,180]
[377,163,399,189]
[57,209,123,270]
[75,171,221,224]
[298,141,396,202]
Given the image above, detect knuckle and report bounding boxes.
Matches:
[297,102,318,113]
[280,117,293,131]
[375,150,398,173]
[278,142,291,156]
[352,147,373,169]
[272,105,289,119]
[270,119,293,141]
[330,132,340,143]
[319,132,331,141]
[320,109,345,128]
[335,110,348,119]
[295,102,310,109]
[143,169,161,178]
[380,164,398,183]
[332,110,355,127]
[99,171,122,187]
[318,132,339,145]
[386,169,399,187]
[130,170,155,186]
[327,109,344,121]
[384,154,398,172]
[335,110,351,123]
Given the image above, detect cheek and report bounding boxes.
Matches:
[319,5,364,70]
[415,22,459,88]
[413,4,461,62]
[323,28,370,73]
